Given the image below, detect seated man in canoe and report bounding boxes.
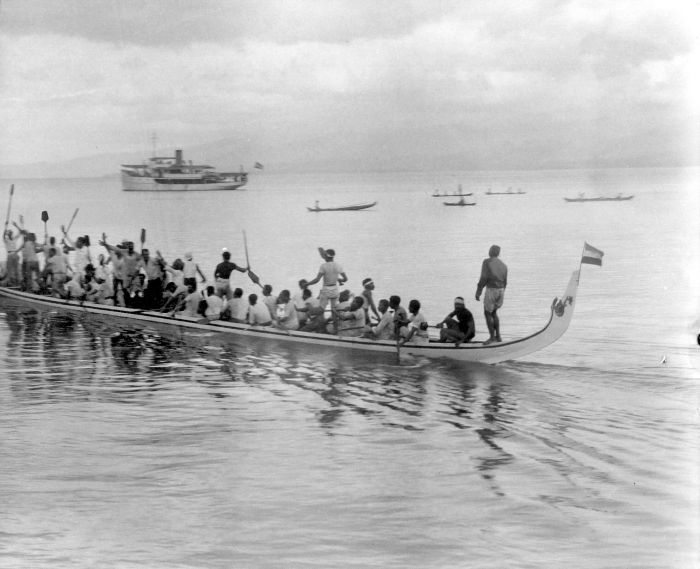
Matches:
[435,296,476,346]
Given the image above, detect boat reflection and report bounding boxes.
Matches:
[1,305,518,490]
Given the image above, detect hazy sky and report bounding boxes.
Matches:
[0,0,697,170]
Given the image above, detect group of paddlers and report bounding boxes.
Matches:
[1,216,507,345]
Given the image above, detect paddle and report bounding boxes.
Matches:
[41,210,49,236]
[140,228,146,248]
[317,247,326,260]
[64,208,79,235]
[242,230,263,289]
[3,184,14,233]
[84,234,93,263]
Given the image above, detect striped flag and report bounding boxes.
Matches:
[581,242,604,266]
[254,162,264,170]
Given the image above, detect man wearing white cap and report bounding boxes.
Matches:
[183,252,206,291]
[360,277,380,321]
[436,297,476,346]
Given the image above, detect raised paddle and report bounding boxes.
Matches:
[41,210,49,236]
[242,230,263,289]
[61,208,80,240]
[4,184,14,232]
[140,228,146,248]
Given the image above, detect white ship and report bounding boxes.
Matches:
[121,149,248,191]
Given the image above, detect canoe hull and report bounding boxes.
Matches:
[308,202,377,212]
[0,270,580,364]
[564,196,634,202]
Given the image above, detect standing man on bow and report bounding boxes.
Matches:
[475,244,507,345]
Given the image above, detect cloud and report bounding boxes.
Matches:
[0,0,468,46]
[0,0,697,169]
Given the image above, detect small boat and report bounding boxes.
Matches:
[443,198,476,206]
[485,188,526,195]
[121,149,248,192]
[564,193,634,202]
[433,184,473,198]
[307,201,377,212]
[0,267,582,365]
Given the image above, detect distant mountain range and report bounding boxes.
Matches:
[0,129,693,179]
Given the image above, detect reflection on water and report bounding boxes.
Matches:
[1,303,697,569]
[0,303,521,474]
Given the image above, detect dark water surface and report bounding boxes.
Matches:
[1,168,698,568]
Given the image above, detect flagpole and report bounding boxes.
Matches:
[577,242,585,283]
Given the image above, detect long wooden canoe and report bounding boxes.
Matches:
[564,195,633,202]
[0,270,580,364]
[443,200,476,206]
[307,202,377,212]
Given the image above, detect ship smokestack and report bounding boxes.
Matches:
[175,149,183,165]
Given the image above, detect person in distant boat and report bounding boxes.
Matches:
[399,299,430,345]
[436,296,475,346]
[368,299,394,340]
[360,277,380,321]
[475,244,507,344]
[247,293,273,326]
[304,248,348,330]
[214,249,247,300]
[183,252,206,291]
[274,289,299,330]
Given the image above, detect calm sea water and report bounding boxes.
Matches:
[1,167,698,568]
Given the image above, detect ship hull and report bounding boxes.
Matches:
[121,173,246,192]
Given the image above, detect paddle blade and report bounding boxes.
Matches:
[41,210,49,223]
[10,184,14,196]
[318,247,326,260]
[84,234,91,246]
[248,269,260,285]
[140,228,146,245]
